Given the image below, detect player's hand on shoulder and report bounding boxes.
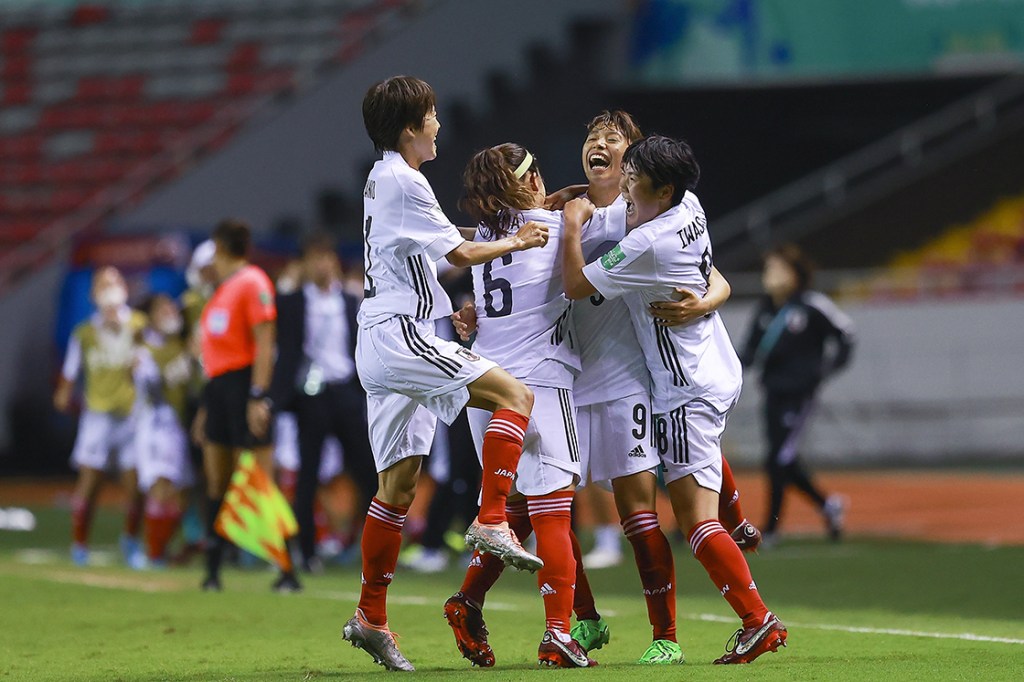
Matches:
[563,197,595,230]
[649,287,708,327]
[450,301,478,341]
[514,221,549,251]
[544,183,588,210]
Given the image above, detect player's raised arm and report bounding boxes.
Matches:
[444,220,549,268]
[561,197,598,299]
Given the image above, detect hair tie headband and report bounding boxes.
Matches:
[512,151,534,180]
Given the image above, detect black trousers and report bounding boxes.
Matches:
[419,410,480,550]
[763,390,827,534]
[292,381,377,561]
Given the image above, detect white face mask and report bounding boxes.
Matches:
[277,277,298,295]
[96,286,127,309]
[156,315,183,336]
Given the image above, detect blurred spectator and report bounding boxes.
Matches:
[268,232,376,572]
[134,294,196,567]
[739,244,855,546]
[54,266,148,567]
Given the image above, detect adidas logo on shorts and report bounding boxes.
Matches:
[627,445,646,458]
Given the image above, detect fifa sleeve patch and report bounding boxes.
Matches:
[259,290,272,306]
[600,245,626,270]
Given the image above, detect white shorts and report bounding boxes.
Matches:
[135,405,194,491]
[71,409,137,473]
[358,316,496,472]
[273,412,344,483]
[467,386,580,497]
[654,399,729,489]
[577,392,660,490]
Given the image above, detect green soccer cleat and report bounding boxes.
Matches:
[570,618,610,652]
[638,639,685,664]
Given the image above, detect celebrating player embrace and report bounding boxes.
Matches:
[561,135,788,665]
[343,76,550,672]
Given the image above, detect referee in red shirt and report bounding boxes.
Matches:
[194,218,300,592]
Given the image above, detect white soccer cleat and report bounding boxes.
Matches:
[465,519,543,572]
[582,546,623,570]
[342,609,414,672]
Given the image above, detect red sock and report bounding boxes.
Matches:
[718,455,746,532]
[622,510,677,642]
[124,493,143,538]
[144,498,182,560]
[570,529,600,621]
[278,468,298,504]
[477,409,529,524]
[358,498,408,627]
[461,500,531,606]
[528,491,575,634]
[71,494,94,546]
[689,520,769,629]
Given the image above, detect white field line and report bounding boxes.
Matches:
[7,551,1021,645]
[695,613,1024,645]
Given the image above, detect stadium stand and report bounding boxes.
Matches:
[840,193,1024,300]
[0,0,422,289]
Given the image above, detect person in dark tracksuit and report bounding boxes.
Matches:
[269,233,377,572]
[739,244,855,545]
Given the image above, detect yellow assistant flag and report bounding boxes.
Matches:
[214,451,297,568]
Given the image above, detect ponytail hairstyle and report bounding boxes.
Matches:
[459,143,541,240]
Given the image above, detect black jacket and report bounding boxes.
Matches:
[739,290,855,396]
[269,287,360,412]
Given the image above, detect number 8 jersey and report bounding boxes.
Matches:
[470,208,581,389]
[357,151,466,329]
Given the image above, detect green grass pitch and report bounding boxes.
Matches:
[1,506,1023,681]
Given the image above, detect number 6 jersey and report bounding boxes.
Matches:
[470,208,580,389]
[582,191,742,414]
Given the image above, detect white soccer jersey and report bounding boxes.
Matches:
[471,208,580,389]
[582,192,742,414]
[357,151,466,328]
[573,197,652,406]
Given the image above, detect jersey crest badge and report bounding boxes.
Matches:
[600,245,626,270]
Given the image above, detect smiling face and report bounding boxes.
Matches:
[404,108,440,168]
[619,162,674,229]
[582,124,628,188]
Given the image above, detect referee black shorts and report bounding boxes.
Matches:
[202,366,272,449]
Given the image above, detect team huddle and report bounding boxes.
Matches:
[344,75,788,670]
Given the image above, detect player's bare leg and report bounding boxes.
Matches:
[344,455,421,671]
[70,466,103,565]
[667,474,786,664]
[464,369,542,571]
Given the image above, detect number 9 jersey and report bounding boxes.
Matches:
[470,208,581,389]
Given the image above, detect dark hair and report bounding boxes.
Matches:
[142,292,172,316]
[362,76,437,153]
[459,143,540,239]
[301,231,337,257]
[766,243,815,290]
[586,110,643,144]
[212,218,251,259]
[621,135,700,205]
